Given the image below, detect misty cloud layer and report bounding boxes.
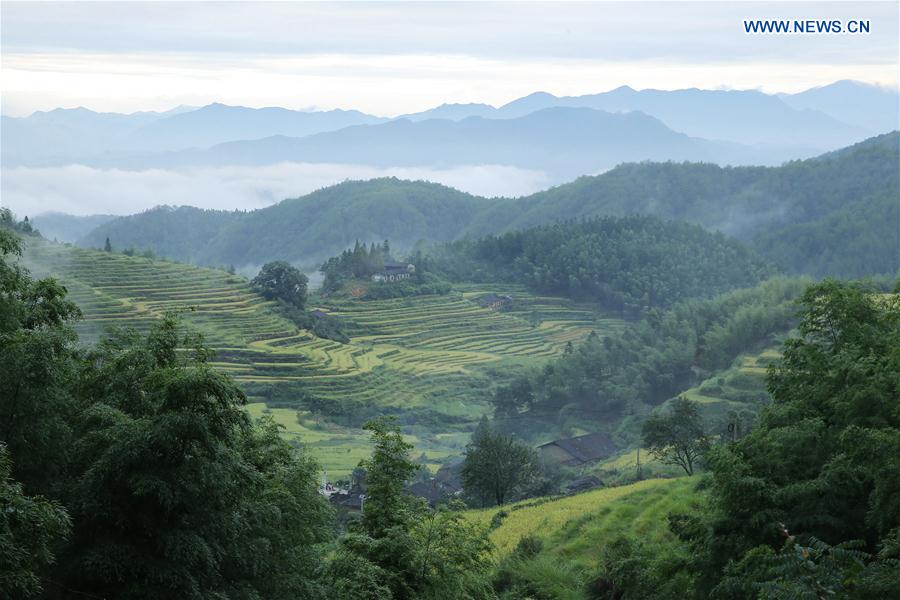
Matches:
[3,162,552,217]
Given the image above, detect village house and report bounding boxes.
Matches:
[477,293,513,311]
[372,260,415,283]
[538,432,616,467]
[329,490,366,513]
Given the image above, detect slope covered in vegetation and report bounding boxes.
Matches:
[427,215,774,312]
[77,133,899,278]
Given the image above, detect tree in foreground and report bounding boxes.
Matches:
[642,396,710,476]
[252,260,308,309]
[333,417,494,599]
[0,444,71,599]
[56,316,333,599]
[1,221,337,599]
[694,279,900,598]
[461,417,539,506]
[0,228,82,498]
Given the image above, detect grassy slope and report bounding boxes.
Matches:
[20,238,623,476]
[467,478,699,560]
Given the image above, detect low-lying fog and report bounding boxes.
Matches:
[3,162,553,217]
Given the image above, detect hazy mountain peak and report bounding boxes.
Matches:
[781,80,899,134]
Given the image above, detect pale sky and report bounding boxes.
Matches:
[2,1,898,117]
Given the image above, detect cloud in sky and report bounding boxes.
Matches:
[2,163,553,217]
[1,1,897,116]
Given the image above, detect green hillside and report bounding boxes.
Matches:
[76,133,899,278]
[467,477,696,556]
[19,237,621,475]
[465,477,702,599]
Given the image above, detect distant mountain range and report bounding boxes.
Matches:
[72,132,899,280]
[1,104,384,166]
[403,82,883,149]
[4,81,896,176]
[93,107,783,181]
[778,80,900,134]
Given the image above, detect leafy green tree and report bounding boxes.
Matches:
[0,443,71,599]
[642,397,710,476]
[687,279,900,597]
[0,228,81,496]
[337,418,494,599]
[410,500,494,599]
[461,418,539,506]
[56,316,332,599]
[252,261,308,309]
[360,417,420,537]
[711,526,900,599]
[325,549,393,600]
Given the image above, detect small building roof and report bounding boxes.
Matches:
[538,432,616,464]
[477,294,512,307]
[408,481,446,506]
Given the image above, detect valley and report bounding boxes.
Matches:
[19,237,623,476]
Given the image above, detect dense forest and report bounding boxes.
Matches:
[75,132,898,278]
[427,215,774,312]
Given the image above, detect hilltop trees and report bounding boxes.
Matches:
[428,215,773,313]
[252,260,308,309]
[320,240,388,292]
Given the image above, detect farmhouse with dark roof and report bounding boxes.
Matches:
[477,293,512,311]
[538,432,616,466]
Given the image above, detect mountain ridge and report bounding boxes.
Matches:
[4,81,894,169]
[75,132,900,279]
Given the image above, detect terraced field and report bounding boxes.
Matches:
[678,346,780,426]
[245,403,465,477]
[20,238,624,470]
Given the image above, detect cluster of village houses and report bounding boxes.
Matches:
[320,431,617,511]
